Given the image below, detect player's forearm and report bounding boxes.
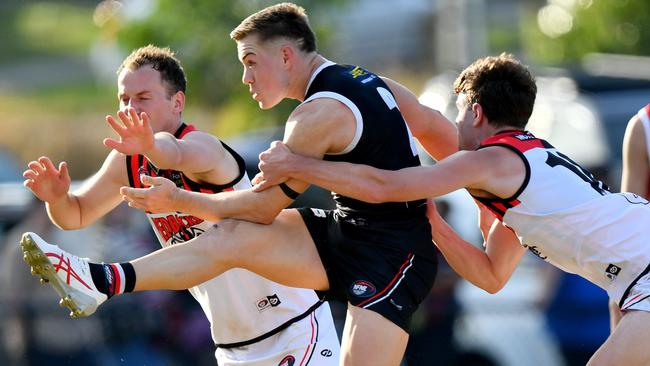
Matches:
[45,193,83,230]
[285,156,407,203]
[428,212,505,293]
[174,188,284,224]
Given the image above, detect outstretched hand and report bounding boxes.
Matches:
[23,157,71,203]
[120,174,179,213]
[252,140,293,192]
[103,107,155,155]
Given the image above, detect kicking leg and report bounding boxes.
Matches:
[587,310,650,365]
[339,304,409,366]
[21,209,328,317]
[130,208,329,291]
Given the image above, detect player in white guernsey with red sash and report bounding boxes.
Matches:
[126,122,338,364]
[250,55,650,365]
[22,45,339,365]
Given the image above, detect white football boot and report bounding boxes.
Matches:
[20,232,107,317]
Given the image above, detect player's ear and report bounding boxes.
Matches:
[172,91,185,114]
[471,103,483,126]
[280,44,294,68]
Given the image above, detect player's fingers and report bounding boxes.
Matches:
[120,186,141,198]
[251,172,264,185]
[128,108,140,126]
[58,162,69,179]
[23,179,34,189]
[252,180,273,192]
[117,109,134,128]
[23,170,37,180]
[103,138,120,150]
[140,112,151,130]
[126,200,146,210]
[106,115,126,134]
[39,157,58,173]
[141,175,167,187]
[27,161,45,175]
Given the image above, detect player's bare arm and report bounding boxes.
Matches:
[24,150,128,230]
[381,77,459,160]
[621,114,649,195]
[122,98,355,223]
[257,144,524,205]
[104,107,239,185]
[426,199,525,293]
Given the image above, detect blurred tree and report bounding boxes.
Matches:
[113,0,345,136]
[523,0,650,65]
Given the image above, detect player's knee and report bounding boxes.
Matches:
[201,219,245,265]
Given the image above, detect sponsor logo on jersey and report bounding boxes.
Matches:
[139,164,184,188]
[349,66,368,79]
[522,244,547,260]
[514,133,535,141]
[257,294,282,312]
[320,349,333,357]
[350,280,376,298]
[278,355,295,366]
[151,214,205,244]
[605,264,622,281]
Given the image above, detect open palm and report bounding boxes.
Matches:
[23,157,71,203]
[103,107,155,155]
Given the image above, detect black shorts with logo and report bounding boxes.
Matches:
[297,206,438,332]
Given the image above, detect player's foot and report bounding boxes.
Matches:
[20,232,107,317]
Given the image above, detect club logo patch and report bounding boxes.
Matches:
[321,349,333,357]
[278,355,295,366]
[257,294,282,312]
[606,264,622,281]
[350,280,376,298]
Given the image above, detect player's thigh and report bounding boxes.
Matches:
[588,310,650,366]
[216,208,328,291]
[340,303,408,366]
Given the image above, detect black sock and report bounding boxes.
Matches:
[89,262,136,298]
[121,262,136,293]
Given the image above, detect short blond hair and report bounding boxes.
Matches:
[230,2,316,52]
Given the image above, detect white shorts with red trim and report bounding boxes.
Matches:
[621,271,650,312]
[215,302,340,366]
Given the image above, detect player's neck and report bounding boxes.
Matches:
[491,125,525,136]
[166,119,184,135]
[293,53,326,101]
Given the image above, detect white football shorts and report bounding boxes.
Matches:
[621,270,650,312]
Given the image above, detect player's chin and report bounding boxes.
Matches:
[258,101,272,110]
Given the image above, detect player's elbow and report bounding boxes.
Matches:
[483,282,504,294]
[482,276,508,294]
[363,187,388,203]
[362,173,401,203]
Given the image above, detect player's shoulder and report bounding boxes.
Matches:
[626,113,644,132]
[293,97,353,124]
